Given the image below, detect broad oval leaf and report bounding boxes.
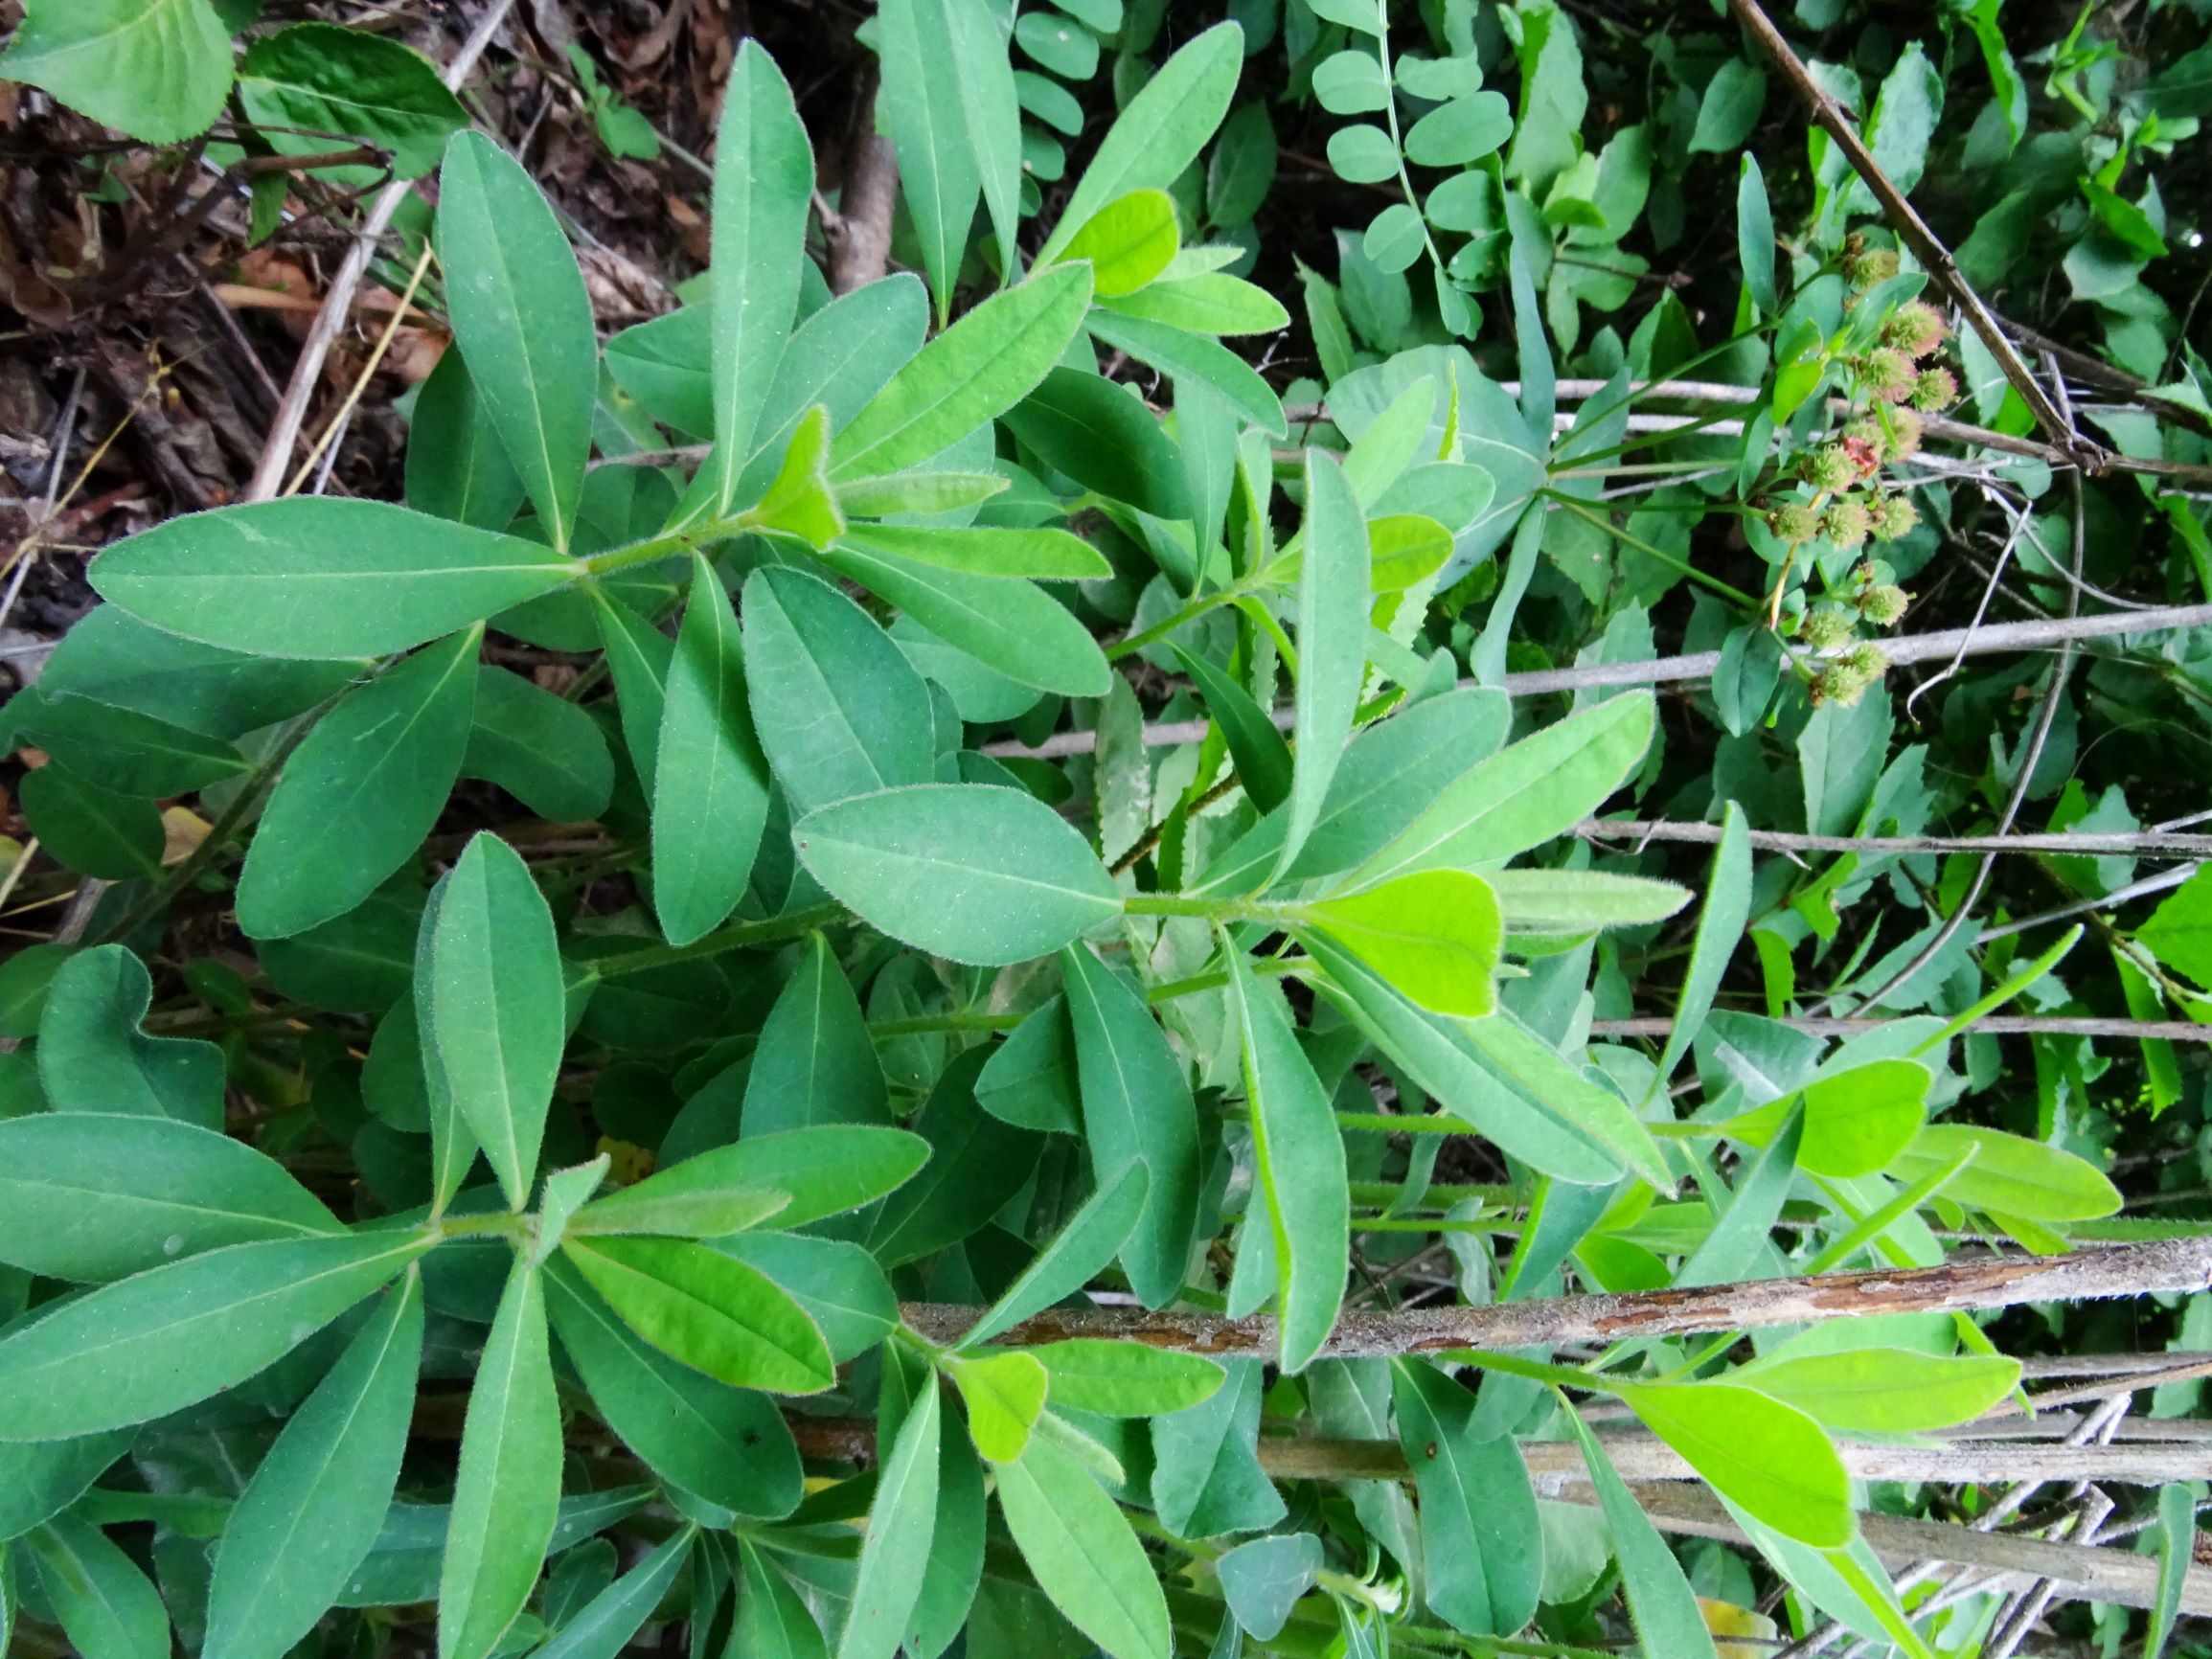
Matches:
[1391,1360,1541,1636]
[1732,1348,2021,1434]
[994,1432,1173,1659]
[1031,1341,1226,1417]
[599,1125,929,1232]
[1060,189,1179,296]
[1888,1124,2121,1221]
[1299,870,1503,1019]
[796,784,1122,965]
[0,0,230,145]
[1002,367,1188,519]
[561,1235,835,1394]
[91,499,576,660]
[1616,1380,1854,1549]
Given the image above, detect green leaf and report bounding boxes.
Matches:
[974,999,1082,1133]
[907,1429,987,1659]
[740,932,889,1136]
[878,0,982,321]
[535,1527,696,1659]
[413,874,479,1216]
[2136,866,2212,990]
[0,0,231,145]
[0,1433,132,1541]
[421,831,564,1209]
[1562,1399,1719,1659]
[34,603,361,738]
[1653,802,1751,1092]
[1038,21,1243,266]
[840,522,1108,580]
[591,591,674,794]
[832,265,1094,481]
[1738,156,1777,315]
[745,405,845,550]
[866,1048,1043,1264]
[437,133,597,551]
[1086,310,1289,436]
[234,627,480,939]
[713,1234,897,1362]
[995,1432,1173,1659]
[11,691,248,796]
[237,23,467,181]
[1888,1125,2120,1221]
[1002,367,1188,519]
[204,1272,424,1659]
[1060,944,1205,1309]
[543,1259,801,1518]
[835,472,1012,520]
[842,1377,941,1659]
[1689,58,1766,153]
[652,557,771,945]
[0,1112,339,1282]
[1488,870,1690,932]
[796,784,1121,965]
[591,1125,928,1231]
[1675,1106,1800,1289]
[407,348,530,531]
[963,1165,1149,1348]
[1349,691,1655,886]
[1299,871,1502,1019]
[1390,1360,1541,1636]
[821,534,1111,696]
[1278,451,1371,875]
[951,1350,1050,1462]
[1106,273,1292,337]
[1734,1348,2020,1434]
[1722,1060,1928,1180]
[1616,1380,1853,1548]
[1303,932,1626,1186]
[731,1539,828,1657]
[35,944,223,1128]
[1060,190,1180,296]
[740,565,934,815]
[1218,1534,1322,1643]
[1224,952,1348,1374]
[2147,1481,2194,1659]
[1152,1360,1285,1537]
[561,1235,835,1393]
[711,39,815,508]
[1032,1341,1225,1417]
[16,765,160,880]
[1173,645,1292,812]
[439,1260,562,1659]
[0,1230,429,1441]
[464,665,614,823]
[90,500,575,661]
[1403,92,1513,166]
[23,1511,171,1659]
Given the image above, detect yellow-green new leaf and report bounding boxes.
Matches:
[1488,871,1691,933]
[1722,1060,1929,1180]
[743,405,844,550]
[1616,1381,1853,1548]
[1732,1349,2021,1434]
[1030,1342,1225,1417]
[561,1236,835,1394]
[1058,190,1179,296]
[1299,870,1502,1018]
[1889,1124,2121,1221]
[950,1351,1049,1464]
[838,521,1107,580]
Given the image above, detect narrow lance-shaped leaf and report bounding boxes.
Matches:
[90,499,577,660]
[422,832,565,1210]
[236,626,481,941]
[1276,451,1371,878]
[0,1231,431,1442]
[741,931,890,1137]
[993,1432,1173,1659]
[961,1164,1149,1349]
[534,1526,697,1659]
[1652,801,1751,1098]
[1390,1359,1542,1636]
[841,1365,940,1659]
[437,132,597,551]
[712,39,814,510]
[204,1271,426,1659]
[652,557,771,946]
[1224,950,1348,1374]
[561,1235,835,1395]
[1562,1398,1719,1659]
[23,1511,171,1659]
[1036,21,1246,265]
[439,1259,563,1659]
[878,0,981,322]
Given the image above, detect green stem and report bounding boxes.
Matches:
[587,903,845,979]
[1546,492,1762,610]
[1124,894,1231,920]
